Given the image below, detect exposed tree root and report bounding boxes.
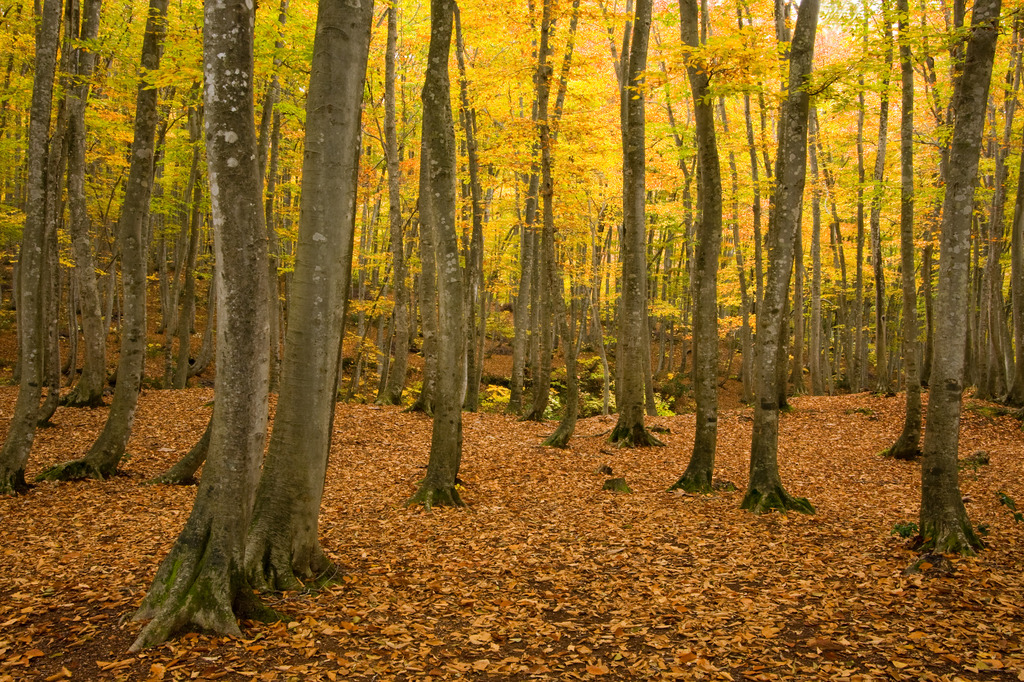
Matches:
[61,387,105,409]
[741,485,815,515]
[130,524,282,652]
[147,423,210,485]
[609,423,664,448]
[36,458,109,482]
[245,538,340,594]
[404,397,433,416]
[406,484,464,510]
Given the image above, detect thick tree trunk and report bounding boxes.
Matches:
[408,0,466,509]
[884,0,922,460]
[0,0,62,494]
[610,0,661,448]
[245,0,371,591]
[742,0,818,515]
[671,0,720,492]
[63,0,105,408]
[919,0,1000,556]
[131,0,272,649]
[378,0,410,407]
[40,0,168,482]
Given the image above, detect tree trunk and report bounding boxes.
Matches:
[808,107,825,396]
[671,0,721,492]
[0,0,62,494]
[63,0,105,408]
[244,0,371,591]
[919,0,1000,556]
[742,0,818,515]
[40,0,168,482]
[377,0,410,407]
[131,0,272,649]
[173,109,203,389]
[1009,121,1024,406]
[871,3,894,394]
[609,0,661,448]
[884,0,922,460]
[147,414,211,485]
[407,0,466,509]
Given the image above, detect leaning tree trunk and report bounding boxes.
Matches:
[130,0,272,650]
[0,0,62,494]
[610,0,662,448]
[64,0,105,408]
[918,0,1000,556]
[742,0,819,515]
[671,0,721,493]
[40,0,168,482]
[377,0,410,407]
[147,414,210,485]
[884,0,922,460]
[244,0,372,592]
[407,0,466,509]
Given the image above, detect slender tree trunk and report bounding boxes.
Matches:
[742,0,818,515]
[871,2,894,393]
[40,0,168,482]
[885,0,922,460]
[0,0,62,494]
[408,0,466,508]
[919,0,1000,556]
[809,108,824,396]
[610,0,661,447]
[671,0,721,492]
[131,0,272,649]
[378,0,410,406]
[64,0,105,408]
[148,414,211,485]
[1009,125,1024,405]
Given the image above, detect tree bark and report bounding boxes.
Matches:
[742,0,818,515]
[671,0,720,492]
[378,0,410,407]
[131,0,271,649]
[610,0,661,448]
[0,0,62,494]
[871,2,894,394]
[63,0,105,408]
[40,0,168,482]
[918,0,1000,556]
[408,0,466,509]
[884,0,922,460]
[245,0,372,591]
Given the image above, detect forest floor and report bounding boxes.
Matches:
[1,386,1023,681]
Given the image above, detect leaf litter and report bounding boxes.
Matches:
[0,386,1023,680]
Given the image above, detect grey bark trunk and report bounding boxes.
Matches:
[871,4,894,394]
[885,0,922,460]
[918,0,1000,555]
[408,0,467,508]
[40,0,168,482]
[245,0,372,591]
[131,0,271,649]
[742,0,818,515]
[671,0,720,492]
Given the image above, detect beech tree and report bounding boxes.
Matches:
[742,0,818,515]
[245,0,373,591]
[0,0,62,494]
[131,0,271,650]
[610,0,661,447]
[40,0,169,482]
[918,0,1001,556]
[407,0,466,508]
[670,0,721,492]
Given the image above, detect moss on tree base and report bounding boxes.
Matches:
[406,484,465,510]
[61,390,106,409]
[36,458,111,482]
[603,477,631,493]
[668,472,713,494]
[542,424,574,448]
[0,470,32,496]
[741,485,815,515]
[915,519,983,556]
[245,542,340,594]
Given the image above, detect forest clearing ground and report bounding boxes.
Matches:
[0,388,1022,680]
